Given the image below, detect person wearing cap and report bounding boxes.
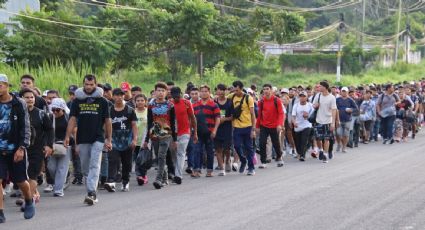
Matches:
[100,83,113,101]
[291,91,314,161]
[46,98,72,197]
[0,74,35,222]
[256,84,285,168]
[66,85,83,185]
[104,88,138,193]
[312,81,337,163]
[19,74,48,111]
[170,86,197,182]
[120,82,132,103]
[18,88,54,203]
[64,74,112,205]
[336,87,359,153]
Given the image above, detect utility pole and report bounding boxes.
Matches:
[394,0,403,64]
[405,12,411,63]
[336,13,344,83]
[361,0,366,48]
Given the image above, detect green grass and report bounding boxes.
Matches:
[1,60,424,97]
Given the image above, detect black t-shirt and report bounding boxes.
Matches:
[215,98,233,141]
[55,115,68,142]
[35,96,47,111]
[110,105,137,151]
[70,97,110,144]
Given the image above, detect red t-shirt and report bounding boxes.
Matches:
[172,99,194,136]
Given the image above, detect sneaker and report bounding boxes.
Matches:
[53,192,64,197]
[258,163,267,169]
[0,212,5,223]
[311,151,318,158]
[318,151,324,161]
[84,192,98,206]
[162,180,169,187]
[43,184,53,193]
[76,178,83,185]
[71,177,78,185]
[37,176,43,186]
[174,176,182,184]
[185,167,193,174]
[322,153,328,163]
[4,183,12,194]
[137,176,146,186]
[104,183,116,193]
[247,169,255,176]
[239,162,246,174]
[153,181,162,189]
[23,200,35,219]
[232,163,238,172]
[328,152,333,160]
[218,170,226,176]
[342,148,347,153]
[390,139,395,144]
[383,139,388,144]
[299,156,305,162]
[9,190,21,198]
[276,160,284,167]
[225,163,231,172]
[336,145,341,152]
[214,166,220,171]
[121,183,129,192]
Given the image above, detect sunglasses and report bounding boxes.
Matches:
[52,108,62,113]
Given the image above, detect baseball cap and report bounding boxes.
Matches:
[120,82,131,92]
[68,85,78,94]
[341,87,349,92]
[299,91,307,96]
[42,90,49,97]
[112,88,125,96]
[280,88,289,94]
[0,74,9,84]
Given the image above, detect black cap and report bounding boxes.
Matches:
[170,86,181,98]
[112,88,125,96]
[68,85,78,93]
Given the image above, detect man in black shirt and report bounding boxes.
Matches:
[19,89,54,205]
[65,74,112,206]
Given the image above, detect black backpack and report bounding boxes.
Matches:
[231,94,249,120]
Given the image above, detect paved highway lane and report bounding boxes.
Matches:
[5,132,425,230]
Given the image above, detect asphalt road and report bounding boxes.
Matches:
[4,132,425,230]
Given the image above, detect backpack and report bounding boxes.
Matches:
[231,94,249,120]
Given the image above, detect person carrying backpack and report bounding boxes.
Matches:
[256,84,285,168]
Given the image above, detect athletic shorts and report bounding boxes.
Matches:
[337,121,351,137]
[0,151,28,183]
[27,151,44,180]
[314,124,333,141]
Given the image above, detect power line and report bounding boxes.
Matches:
[0,9,127,30]
[246,0,362,12]
[69,0,148,12]
[18,28,122,44]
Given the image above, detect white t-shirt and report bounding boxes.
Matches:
[292,102,314,132]
[313,93,337,125]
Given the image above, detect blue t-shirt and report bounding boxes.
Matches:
[0,102,15,151]
[215,98,233,141]
[336,97,358,122]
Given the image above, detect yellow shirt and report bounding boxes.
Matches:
[228,93,255,128]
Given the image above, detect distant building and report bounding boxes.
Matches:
[0,0,40,34]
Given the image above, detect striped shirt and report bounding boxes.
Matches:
[193,99,220,132]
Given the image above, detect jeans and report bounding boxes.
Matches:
[186,137,195,169]
[294,128,311,158]
[152,137,172,183]
[108,148,132,184]
[259,126,282,164]
[233,127,255,171]
[78,142,104,193]
[381,115,396,140]
[47,148,71,194]
[174,134,190,178]
[100,150,109,179]
[193,135,214,172]
[371,119,380,140]
[71,146,82,179]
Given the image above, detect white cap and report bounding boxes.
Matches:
[341,87,349,92]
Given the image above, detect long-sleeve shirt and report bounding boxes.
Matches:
[256,95,285,129]
[145,100,177,142]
